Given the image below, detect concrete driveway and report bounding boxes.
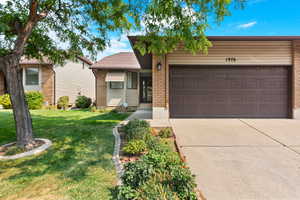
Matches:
[170,119,300,200]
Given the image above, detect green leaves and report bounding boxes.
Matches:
[0,0,244,62]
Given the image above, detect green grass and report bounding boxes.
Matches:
[0,109,129,200]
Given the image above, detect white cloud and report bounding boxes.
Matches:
[238,21,257,29]
[96,35,132,60]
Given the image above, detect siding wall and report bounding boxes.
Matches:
[168,41,292,65]
[95,70,139,107]
[0,72,5,95]
[293,40,300,115]
[54,61,95,104]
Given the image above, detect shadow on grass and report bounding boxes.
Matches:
[0,110,129,189]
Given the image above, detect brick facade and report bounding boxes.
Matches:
[152,55,167,107]
[41,65,55,105]
[292,41,300,115]
[0,71,5,95]
[95,70,107,107]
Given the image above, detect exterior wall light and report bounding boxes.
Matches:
[157,62,162,71]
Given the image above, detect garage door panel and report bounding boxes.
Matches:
[170,65,290,118]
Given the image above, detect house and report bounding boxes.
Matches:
[93,36,300,119]
[91,52,143,108]
[0,57,95,106]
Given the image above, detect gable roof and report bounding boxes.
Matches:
[20,56,93,65]
[91,52,140,70]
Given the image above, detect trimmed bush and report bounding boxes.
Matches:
[75,95,92,108]
[117,185,139,200]
[0,94,12,109]
[118,118,198,200]
[25,91,44,109]
[57,96,69,110]
[124,119,150,132]
[124,119,151,141]
[169,166,198,200]
[121,161,154,188]
[123,140,147,155]
[159,127,173,138]
[125,126,151,141]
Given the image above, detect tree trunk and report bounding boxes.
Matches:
[2,56,35,149]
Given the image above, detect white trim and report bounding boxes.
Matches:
[22,66,42,91]
[153,107,169,119]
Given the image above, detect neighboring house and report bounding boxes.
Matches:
[0,57,94,106]
[91,52,144,108]
[94,36,300,119]
[54,57,95,104]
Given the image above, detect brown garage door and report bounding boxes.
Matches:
[170,65,290,118]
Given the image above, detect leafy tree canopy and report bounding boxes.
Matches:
[0,0,244,65]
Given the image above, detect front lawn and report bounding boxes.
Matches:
[0,109,129,200]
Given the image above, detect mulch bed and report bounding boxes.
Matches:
[118,127,177,164]
[0,139,45,156]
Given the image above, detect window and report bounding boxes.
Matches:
[25,68,39,85]
[127,72,138,89]
[110,82,124,89]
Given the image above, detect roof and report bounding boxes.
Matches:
[20,57,52,65]
[20,56,93,65]
[91,52,141,70]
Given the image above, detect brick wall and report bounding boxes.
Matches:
[152,55,167,107]
[293,40,300,111]
[95,70,107,107]
[41,65,55,105]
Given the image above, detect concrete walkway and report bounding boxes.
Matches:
[171,119,300,200]
[128,110,171,127]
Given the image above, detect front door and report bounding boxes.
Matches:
[140,76,152,103]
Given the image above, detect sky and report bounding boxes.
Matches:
[99,0,300,60]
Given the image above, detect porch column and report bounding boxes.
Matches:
[152,54,169,119]
[292,40,300,119]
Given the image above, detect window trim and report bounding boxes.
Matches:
[23,67,40,86]
[127,72,138,89]
[109,82,124,89]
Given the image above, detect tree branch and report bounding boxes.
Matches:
[13,0,48,56]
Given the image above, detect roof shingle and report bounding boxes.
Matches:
[91,52,140,70]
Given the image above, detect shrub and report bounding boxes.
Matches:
[159,127,173,138]
[121,161,154,188]
[57,96,69,110]
[25,91,44,109]
[169,166,197,200]
[142,149,182,172]
[124,119,151,141]
[0,94,12,109]
[123,140,147,155]
[125,126,151,141]
[75,95,92,108]
[90,105,97,112]
[117,186,139,200]
[138,176,178,200]
[124,119,150,132]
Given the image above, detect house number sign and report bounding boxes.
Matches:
[225,57,237,63]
